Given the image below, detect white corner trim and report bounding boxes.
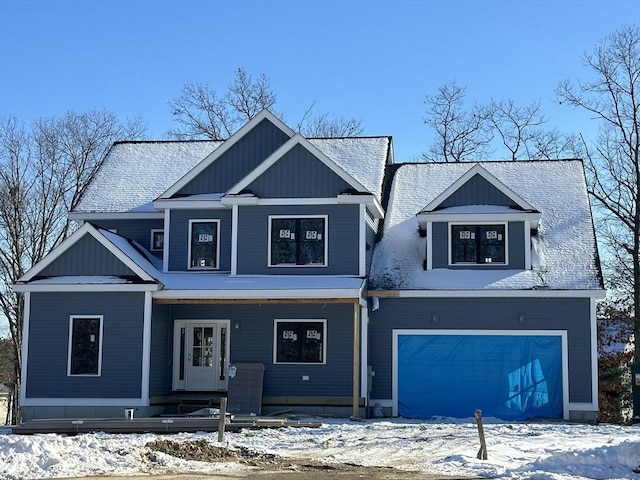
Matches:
[360,306,368,404]
[359,204,366,277]
[140,292,152,402]
[159,110,295,199]
[524,222,532,269]
[19,292,30,406]
[231,205,239,275]
[426,222,433,270]
[163,209,170,273]
[590,297,599,411]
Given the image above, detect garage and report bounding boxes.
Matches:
[393,330,566,420]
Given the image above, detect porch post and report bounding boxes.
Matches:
[352,301,360,419]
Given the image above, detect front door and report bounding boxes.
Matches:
[173,320,230,391]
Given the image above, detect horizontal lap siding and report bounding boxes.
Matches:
[150,303,171,396]
[92,219,164,255]
[26,292,145,398]
[236,204,360,275]
[169,303,354,397]
[368,297,592,403]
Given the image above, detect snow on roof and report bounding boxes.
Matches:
[74,137,390,214]
[369,160,603,291]
[74,141,222,213]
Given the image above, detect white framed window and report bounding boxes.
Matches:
[268,215,327,267]
[449,223,508,265]
[188,219,220,269]
[67,315,103,376]
[273,319,326,364]
[150,229,164,252]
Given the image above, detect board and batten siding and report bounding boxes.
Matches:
[38,235,137,277]
[169,303,354,397]
[91,219,164,256]
[438,173,519,208]
[368,297,592,403]
[25,292,145,399]
[167,209,232,272]
[244,144,353,198]
[431,221,525,269]
[236,204,360,275]
[176,119,291,196]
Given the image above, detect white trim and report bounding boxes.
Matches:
[140,292,152,403]
[187,219,221,270]
[417,211,541,223]
[448,222,508,266]
[21,397,149,407]
[267,215,328,268]
[338,194,384,220]
[18,223,156,283]
[228,134,370,197]
[391,329,569,419]
[426,222,433,270]
[359,204,366,277]
[360,306,368,405]
[68,212,164,221]
[150,229,164,252]
[153,199,227,210]
[524,222,532,269]
[13,283,160,293]
[590,298,599,412]
[420,164,537,213]
[163,209,171,272]
[20,292,31,406]
[67,315,104,377]
[369,289,606,299]
[160,110,295,199]
[153,288,363,300]
[221,195,259,206]
[231,205,239,276]
[273,319,327,365]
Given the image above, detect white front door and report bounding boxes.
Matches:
[173,320,230,391]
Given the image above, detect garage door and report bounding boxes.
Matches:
[395,332,564,420]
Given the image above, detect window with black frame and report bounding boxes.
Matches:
[270,217,325,266]
[189,220,218,269]
[451,224,506,264]
[68,316,102,375]
[274,320,325,364]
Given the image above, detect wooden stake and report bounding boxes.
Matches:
[475,409,488,460]
[218,397,227,443]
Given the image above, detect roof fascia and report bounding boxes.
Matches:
[421,164,537,213]
[227,134,369,196]
[18,223,156,283]
[153,199,228,210]
[68,212,164,221]
[368,289,607,299]
[416,211,541,223]
[159,110,296,199]
[13,283,160,293]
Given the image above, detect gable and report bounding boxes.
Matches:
[437,173,519,209]
[244,143,353,198]
[173,118,291,197]
[37,234,138,278]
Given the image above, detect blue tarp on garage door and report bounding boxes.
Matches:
[397,334,563,420]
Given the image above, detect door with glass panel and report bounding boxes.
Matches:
[173,320,229,391]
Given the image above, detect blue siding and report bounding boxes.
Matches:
[431,221,525,269]
[169,303,354,397]
[245,144,353,198]
[438,174,518,208]
[150,303,171,396]
[236,204,360,275]
[168,209,232,271]
[91,219,164,257]
[176,119,290,195]
[38,235,136,277]
[368,297,592,403]
[26,292,145,398]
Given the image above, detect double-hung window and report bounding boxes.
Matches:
[68,315,103,376]
[269,216,327,266]
[451,224,506,264]
[273,319,326,364]
[189,219,220,269]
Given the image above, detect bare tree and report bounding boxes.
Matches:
[423,82,493,162]
[488,99,547,160]
[0,110,144,423]
[295,102,364,137]
[556,25,640,373]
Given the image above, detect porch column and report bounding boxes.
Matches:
[352,301,360,418]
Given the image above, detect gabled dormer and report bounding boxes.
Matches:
[416,164,540,271]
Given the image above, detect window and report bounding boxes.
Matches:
[274,320,326,364]
[269,216,327,266]
[68,316,103,376]
[451,224,506,264]
[188,220,219,269]
[150,229,164,251]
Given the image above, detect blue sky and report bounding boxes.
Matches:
[0,0,635,161]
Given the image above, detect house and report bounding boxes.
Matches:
[14,110,604,423]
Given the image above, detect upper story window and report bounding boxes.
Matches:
[269,216,327,267]
[68,315,103,376]
[450,224,506,265]
[189,219,220,269]
[150,229,164,252]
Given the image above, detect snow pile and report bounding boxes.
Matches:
[1,419,639,479]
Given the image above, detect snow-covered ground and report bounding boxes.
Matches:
[1,418,639,479]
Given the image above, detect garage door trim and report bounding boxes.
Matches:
[391,329,569,419]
